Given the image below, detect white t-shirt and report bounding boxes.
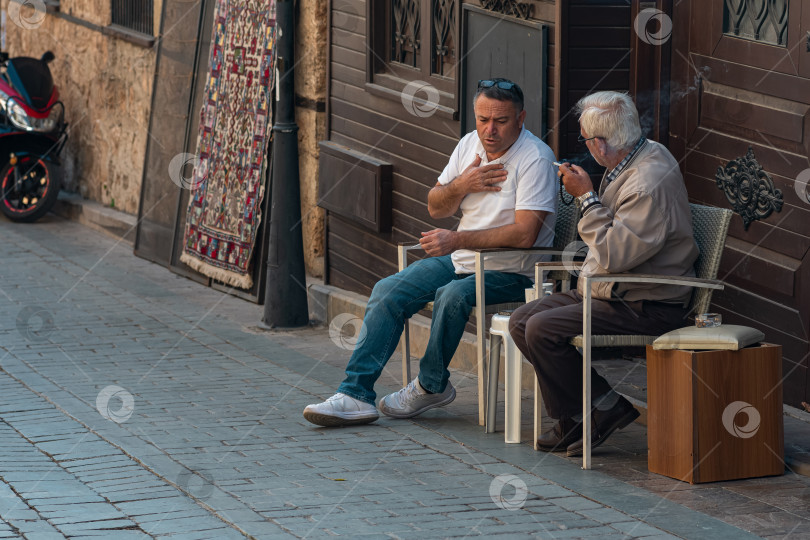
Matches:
[437,127,557,277]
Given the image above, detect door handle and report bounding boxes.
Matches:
[807,31,810,52]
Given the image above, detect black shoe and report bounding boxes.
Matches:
[536,417,582,452]
[566,397,639,457]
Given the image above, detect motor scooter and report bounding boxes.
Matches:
[0,50,67,222]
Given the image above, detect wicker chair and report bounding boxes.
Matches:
[397,187,580,425]
[569,203,732,468]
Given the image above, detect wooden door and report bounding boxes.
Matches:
[669,0,810,407]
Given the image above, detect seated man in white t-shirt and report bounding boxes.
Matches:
[303,78,558,426]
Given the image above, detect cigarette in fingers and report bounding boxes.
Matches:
[553,161,565,167]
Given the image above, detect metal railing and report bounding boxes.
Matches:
[111,0,153,35]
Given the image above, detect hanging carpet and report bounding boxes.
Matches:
[180,0,277,289]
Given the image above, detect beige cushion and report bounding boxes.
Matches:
[652,325,765,351]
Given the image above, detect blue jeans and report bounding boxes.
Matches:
[338,255,532,405]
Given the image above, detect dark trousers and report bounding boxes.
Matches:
[508,290,688,419]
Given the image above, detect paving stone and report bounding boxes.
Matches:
[610,520,670,537]
[132,508,214,524]
[547,496,605,511]
[53,518,139,532]
[577,506,638,524]
[69,534,152,540]
[114,497,191,516]
[150,530,247,540]
[15,533,68,540]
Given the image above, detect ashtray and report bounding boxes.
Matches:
[696,313,722,328]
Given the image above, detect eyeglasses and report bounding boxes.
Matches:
[578,134,600,143]
[478,79,517,91]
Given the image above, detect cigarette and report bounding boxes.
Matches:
[553,161,563,167]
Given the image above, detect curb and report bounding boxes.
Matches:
[52,192,137,245]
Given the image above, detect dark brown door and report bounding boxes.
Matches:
[670,0,810,407]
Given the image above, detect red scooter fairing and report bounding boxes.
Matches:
[0,50,68,222]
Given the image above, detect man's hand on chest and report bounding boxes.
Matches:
[456,154,508,195]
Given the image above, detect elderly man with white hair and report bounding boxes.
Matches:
[509,91,699,457]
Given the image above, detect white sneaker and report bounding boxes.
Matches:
[303,393,379,427]
[379,378,456,419]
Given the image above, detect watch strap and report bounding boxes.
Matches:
[575,190,599,209]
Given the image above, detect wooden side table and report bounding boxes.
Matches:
[646,343,784,483]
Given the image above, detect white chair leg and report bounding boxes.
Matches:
[485,333,502,433]
[582,279,592,470]
[533,377,541,450]
[398,244,412,387]
[475,253,486,426]
[402,320,411,386]
[487,314,523,444]
[504,331,522,444]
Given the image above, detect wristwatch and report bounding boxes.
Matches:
[575,190,599,209]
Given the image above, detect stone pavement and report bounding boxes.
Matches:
[0,214,808,539]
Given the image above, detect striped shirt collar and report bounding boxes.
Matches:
[604,137,647,186]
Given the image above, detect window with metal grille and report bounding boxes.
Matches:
[366,0,459,114]
[723,0,788,47]
[385,0,457,85]
[111,0,154,35]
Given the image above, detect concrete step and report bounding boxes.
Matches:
[52,191,136,245]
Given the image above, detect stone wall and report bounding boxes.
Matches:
[294,0,327,278]
[1,0,160,215]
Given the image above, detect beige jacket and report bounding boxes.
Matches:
[577,140,699,305]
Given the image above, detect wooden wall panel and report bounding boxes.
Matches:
[557,1,632,169]
[328,131,448,188]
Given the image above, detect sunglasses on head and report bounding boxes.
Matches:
[477,79,517,91]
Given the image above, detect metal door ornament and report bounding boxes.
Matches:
[715,146,783,230]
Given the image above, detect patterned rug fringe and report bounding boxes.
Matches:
[180,252,253,290]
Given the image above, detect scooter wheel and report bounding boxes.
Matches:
[0,156,60,223]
